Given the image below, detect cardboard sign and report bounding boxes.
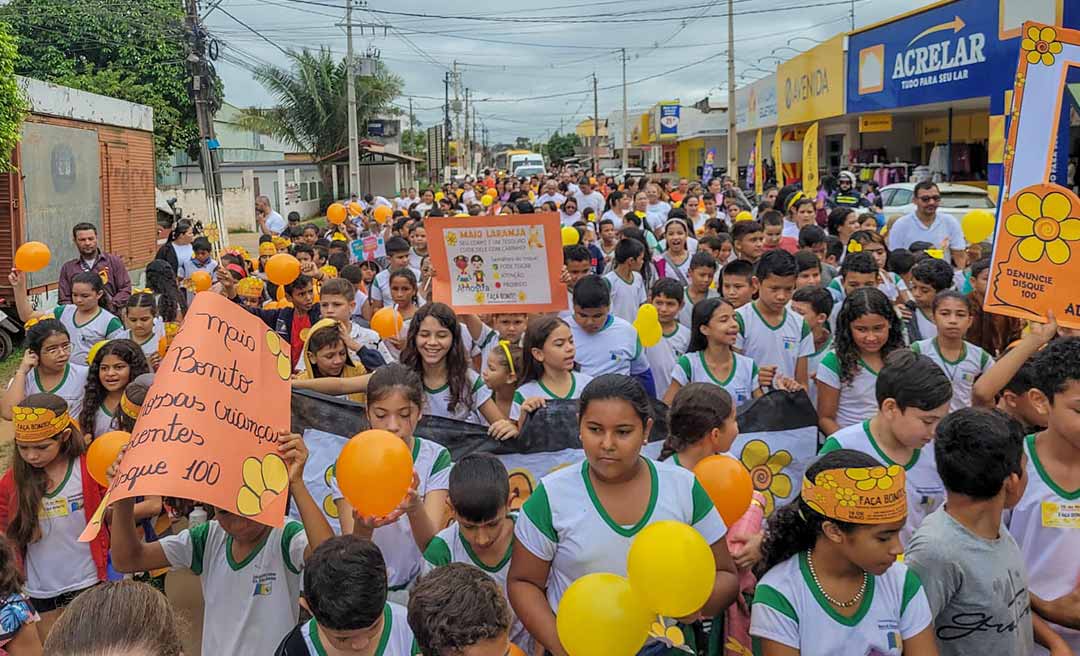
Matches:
[986,23,1080,326]
[82,293,292,539]
[426,213,567,314]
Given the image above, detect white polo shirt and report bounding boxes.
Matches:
[886,212,966,264]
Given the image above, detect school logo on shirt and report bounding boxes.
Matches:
[873,619,900,653]
[252,573,276,596]
[783,336,798,351]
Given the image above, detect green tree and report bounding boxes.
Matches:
[0,0,215,167]
[234,47,403,206]
[0,22,27,172]
[544,132,581,164]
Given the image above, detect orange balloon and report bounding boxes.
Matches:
[508,645,526,656]
[693,455,753,526]
[87,431,131,487]
[276,285,286,301]
[265,253,301,286]
[348,201,363,217]
[190,270,212,293]
[328,203,347,225]
[14,241,50,273]
[335,430,414,517]
[370,306,403,339]
[373,205,393,225]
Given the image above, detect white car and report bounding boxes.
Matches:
[513,165,545,179]
[879,182,995,222]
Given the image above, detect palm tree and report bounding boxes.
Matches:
[235,47,403,205]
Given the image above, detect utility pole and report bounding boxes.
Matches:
[443,71,451,183]
[726,0,738,181]
[621,48,628,173]
[345,0,360,197]
[184,0,226,250]
[451,62,462,177]
[407,97,414,156]
[463,88,470,176]
[592,72,599,175]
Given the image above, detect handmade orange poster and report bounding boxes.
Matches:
[81,292,292,540]
[986,23,1080,326]
[425,213,568,314]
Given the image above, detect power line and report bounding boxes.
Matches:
[216,5,292,56]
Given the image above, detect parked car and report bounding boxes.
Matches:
[513,165,546,179]
[879,182,995,222]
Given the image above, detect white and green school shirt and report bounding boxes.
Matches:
[678,288,720,328]
[663,323,691,357]
[911,339,992,411]
[159,519,308,656]
[820,421,945,546]
[1007,434,1080,654]
[913,307,938,341]
[806,332,834,408]
[816,351,880,430]
[282,603,415,656]
[22,363,88,421]
[119,322,165,362]
[671,351,759,407]
[515,458,726,613]
[424,370,493,424]
[331,437,452,589]
[509,372,593,421]
[751,554,932,656]
[421,519,530,651]
[53,306,123,366]
[603,270,647,324]
[734,304,813,380]
[24,458,97,599]
[568,314,651,379]
[92,404,116,439]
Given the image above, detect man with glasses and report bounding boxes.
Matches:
[887,181,967,267]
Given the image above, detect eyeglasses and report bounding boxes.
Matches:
[43,343,73,356]
[917,195,941,202]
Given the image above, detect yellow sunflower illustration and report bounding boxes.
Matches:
[474,291,487,304]
[848,464,903,492]
[266,331,293,380]
[236,453,290,516]
[1022,26,1062,66]
[739,439,792,515]
[446,232,458,247]
[1005,191,1080,265]
[836,487,858,507]
[648,617,690,652]
[815,471,839,490]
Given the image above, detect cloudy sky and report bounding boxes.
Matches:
[206,0,934,144]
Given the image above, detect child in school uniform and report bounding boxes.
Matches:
[603,238,647,324]
[678,252,720,328]
[824,251,880,331]
[566,275,655,395]
[750,449,937,655]
[421,454,530,651]
[731,221,766,264]
[275,536,416,656]
[119,291,166,369]
[665,298,762,407]
[791,286,834,409]
[362,237,423,321]
[820,350,953,546]
[10,270,123,367]
[816,288,907,435]
[1006,338,1080,653]
[971,316,1056,433]
[1,319,88,422]
[511,316,592,426]
[110,430,334,656]
[78,339,150,441]
[734,250,813,389]
[905,408,1050,656]
[651,279,691,358]
[907,258,955,342]
[720,259,755,310]
[911,290,993,412]
[481,340,521,425]
[509,375,739,655]
[410,563,514,656]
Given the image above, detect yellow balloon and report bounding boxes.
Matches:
[481,194,493,207]
[561,226,580,246]
[435,191,445,202]
[634,319,662,348]
[627,520,716,617]
[961,209,995,244]
[735,210,754,222]
[556,573,652,656]
[635,303,659,323]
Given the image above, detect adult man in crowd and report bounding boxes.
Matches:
[58,222,132,313]
[886,181,967,266]
[829,171,872,210]
[574,177,605,216]
[255,195,286,236]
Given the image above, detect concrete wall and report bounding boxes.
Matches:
[18,76,153,131]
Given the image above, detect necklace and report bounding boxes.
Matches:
[806,550,868,609]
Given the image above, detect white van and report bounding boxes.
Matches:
[509,152,545,175]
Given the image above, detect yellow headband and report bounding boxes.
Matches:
[259,242,277,256]
[785,191,805,213]
[13,406,71,442]
[498,340,515,377]
[120,390,141,420]
[802,466,907,525]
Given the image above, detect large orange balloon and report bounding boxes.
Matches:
[370,306,403,339]
[348,201,363,217]
[327,203,347,225]
[190,270,212,293]
[87,431,131,487]
[373,205,393,225]
[14,242,50,273]
[335,430,414,517]
[265,253,301,286]
[693,454,753,526]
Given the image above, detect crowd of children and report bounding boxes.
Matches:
[0,171,1077,656]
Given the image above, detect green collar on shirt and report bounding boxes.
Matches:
[799,550,876,626]
[225,529,271,571]
[538,374,577,400]
[581,458,658,538]
[1027,433,1080,500]
[862,420,919,471]
[45,458,74,498]
[34,364,70,395]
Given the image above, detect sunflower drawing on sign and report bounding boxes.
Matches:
[739,439,792,516]
[987,22,1080,328]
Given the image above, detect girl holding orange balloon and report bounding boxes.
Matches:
[509,375,739,656]
[0,392,109,639]
[78,339,150,442]
[332,364,453,592]
[10,270,124,367]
